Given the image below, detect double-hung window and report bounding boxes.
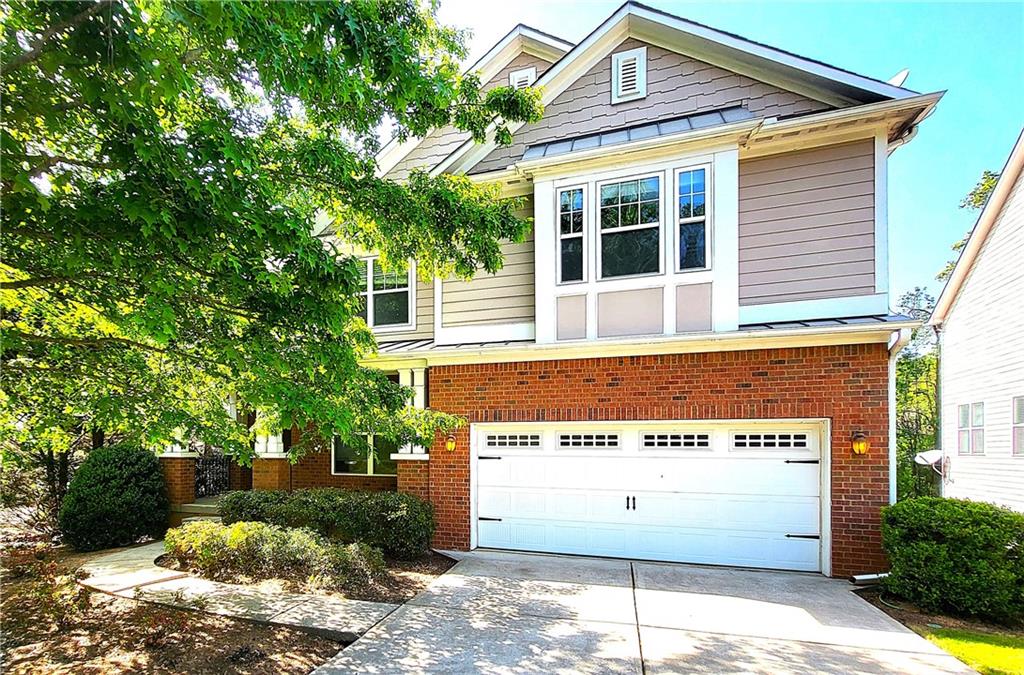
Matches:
[677,167,709,271]
[332,435,399,476]
[558,186,585,283]
[356,258,412,329]
[598,175,661,278]
[1013,396,1024,456]
[957,402,985,455]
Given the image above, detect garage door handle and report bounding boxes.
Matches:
[785,534,820,539]
[784,459,820,464]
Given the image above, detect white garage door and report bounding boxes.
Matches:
[474,422,824,572]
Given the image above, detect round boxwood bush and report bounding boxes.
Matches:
[881,496,1024,624]
[58,444,169,551]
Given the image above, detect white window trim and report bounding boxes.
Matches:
[611,46,647,104]
[556,184,588,285]
[674,164,713,273]
[330,434,398,477]
[508,66,537,89]
[957,402,984,455]
[596,172,664,281]
[1012,396,1024,457]
[359,257,416,333]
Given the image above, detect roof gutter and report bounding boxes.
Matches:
[930,128,1024,327]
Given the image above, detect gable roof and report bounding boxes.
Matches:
[930,128,1024,327]
[375,24,573,177]
[432,0,923,178]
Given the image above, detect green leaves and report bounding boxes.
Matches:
[2,0,540,464]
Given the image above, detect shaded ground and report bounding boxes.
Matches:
[1,541,341,674]
[857,588,1024,674]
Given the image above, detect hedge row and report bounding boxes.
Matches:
[219,488,434,559]
[882,497,1024,624]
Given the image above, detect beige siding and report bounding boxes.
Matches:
[556,295,587,340]
[597,287,663,337]
[470,37,831,175]
[737,139,875,306]
[676,283,712,333]
[385,53,555,181]
[941,171,1024,512]
[441,199,536,327]
[377,278,434,342]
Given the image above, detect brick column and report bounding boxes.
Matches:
[160,455,197,505]
[252,457,291,490]
[228,461,253,491]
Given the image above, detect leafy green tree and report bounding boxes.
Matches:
[937,170,999,281]
[1,1,544,470]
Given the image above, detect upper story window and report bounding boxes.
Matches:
[356,257,413,329]
[958,402,984,455]
[558,186,585,283]
[509,66,537,90]
[598,174,661,278]
[677,167,709,271]
[611,47,647,103]
[1013,396,1024,456]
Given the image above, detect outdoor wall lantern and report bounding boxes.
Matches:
[851,431,869,455]
[445,433,457,452]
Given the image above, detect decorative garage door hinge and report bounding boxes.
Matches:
[478,517,503,522]
[784,459,820,464]
[785,534,820,539]
[477,456,503,460]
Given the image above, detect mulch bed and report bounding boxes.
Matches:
[855,587,1024,637]
[1,543,343,674]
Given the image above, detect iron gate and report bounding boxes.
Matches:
[195,449,230,498]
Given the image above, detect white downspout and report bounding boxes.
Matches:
[887,328,913,503]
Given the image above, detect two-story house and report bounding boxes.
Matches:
[929,130,1024,513]
[246,2,941,579]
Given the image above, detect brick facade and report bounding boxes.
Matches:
[291,450,398,491]
[408,343,890,578]
[252,457,292,490]
[160,456,196,505]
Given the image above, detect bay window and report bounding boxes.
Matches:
[599,175,661,278]
[356,257,412,329]
[558,186,585,283]
[677,167,709,271]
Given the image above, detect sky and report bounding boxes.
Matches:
[436,0,1024,304]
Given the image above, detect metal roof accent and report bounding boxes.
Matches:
[521,107,754,161]
[738,314,914,331]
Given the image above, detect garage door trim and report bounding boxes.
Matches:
[469,418,832,576]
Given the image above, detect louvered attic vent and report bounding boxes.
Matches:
[612,47,647,103]
[509,67,537,90]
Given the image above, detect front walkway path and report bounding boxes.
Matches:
[78,542,398,642]
[315,550,974,674]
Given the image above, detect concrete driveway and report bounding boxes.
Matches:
[316,550,972,674]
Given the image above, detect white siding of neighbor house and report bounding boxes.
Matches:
[940,170,1024,512]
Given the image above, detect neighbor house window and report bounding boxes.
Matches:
[356,258,412,328]
[599,175,661,278]
[677,167,709,271]
[558,186,585,283]
[1013,396,1024,456]
[331,435,399,476]
[958,402,984,455]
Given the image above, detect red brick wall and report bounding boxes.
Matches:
[291,450,397,491]
[420,344,890,578]
[396,460,430,500]
[252,457,291,490]
[228,462,252,491]
[160,456,196,505]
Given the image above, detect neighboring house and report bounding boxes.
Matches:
[929,130,1024,513]
[169,2,942,579]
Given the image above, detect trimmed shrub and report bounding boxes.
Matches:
[58,445,169,551]
[164,520,384,590]
[882,497,1024,624]
[220,488,435,559]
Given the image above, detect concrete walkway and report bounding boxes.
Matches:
[316,550,973,674]
[78,542,398,642]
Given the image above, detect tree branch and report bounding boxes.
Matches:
[6,329,224,367]
[3,0,113,73]
[0,275,78,290]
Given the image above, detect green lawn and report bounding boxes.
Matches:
[923,627,1024,675]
